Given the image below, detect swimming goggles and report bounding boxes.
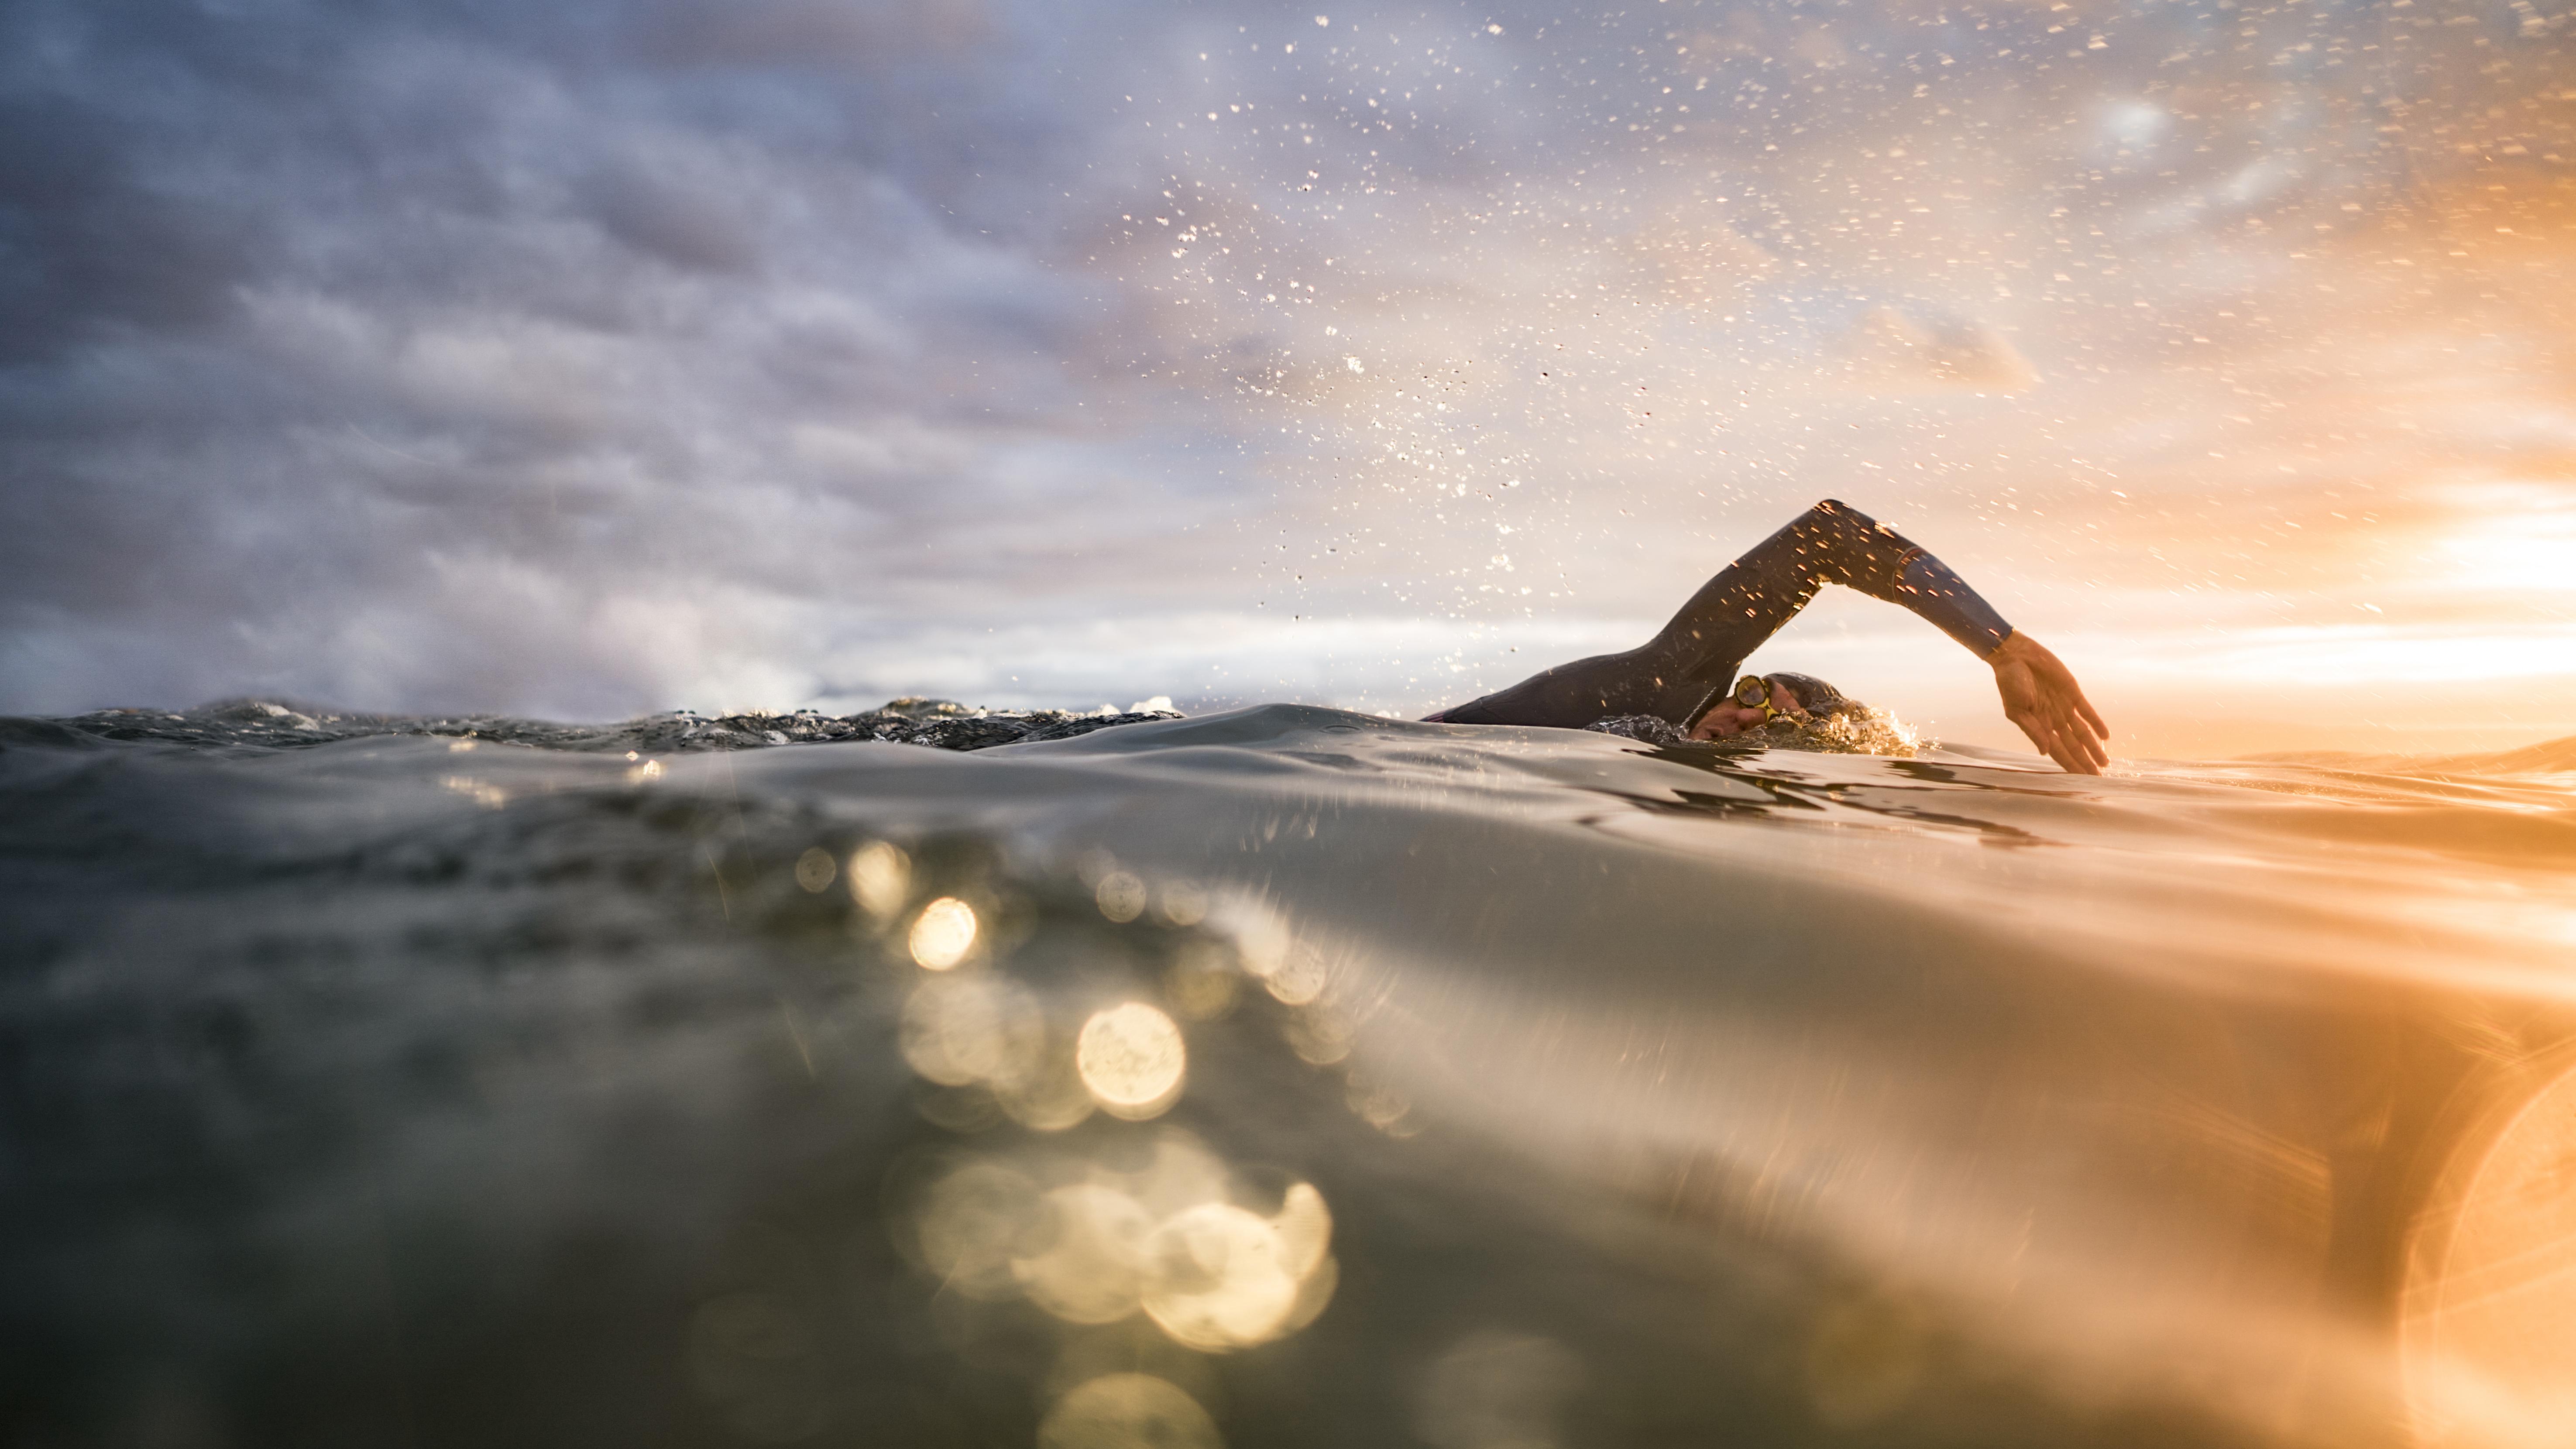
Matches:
[1731,674,1778,721]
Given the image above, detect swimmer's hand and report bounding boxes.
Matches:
[1989,632,2109,775]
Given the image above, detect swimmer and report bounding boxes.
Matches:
[1427,499,2111,774]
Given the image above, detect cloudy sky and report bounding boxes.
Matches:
[1,0,2569,755]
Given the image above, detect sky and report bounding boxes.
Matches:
[1,0,2569,757]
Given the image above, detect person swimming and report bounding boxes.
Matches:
[1426,499,2111,774]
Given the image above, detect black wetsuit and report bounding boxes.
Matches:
[1431,499,2013,732]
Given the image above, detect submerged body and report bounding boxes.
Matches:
[1432,500,2109,773]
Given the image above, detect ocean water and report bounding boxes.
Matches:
[5,701,2574,1449]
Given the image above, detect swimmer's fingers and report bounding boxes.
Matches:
[2040,686,2107,773]
[2042,652,2110,749]
[2001,689,2088,775]
[2035,677,2107,772]
[2061,689,2109,769]
[2036,712,2096,775]
[2016,688,2102,774]
[2076,690,2109,743]
[2056,700,2109,773]
[2034,721,2084,774]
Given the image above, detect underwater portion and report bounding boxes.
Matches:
[4,704,2574,1448]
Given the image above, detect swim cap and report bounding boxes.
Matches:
[1766,672,1862,719]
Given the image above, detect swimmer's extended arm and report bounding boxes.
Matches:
[1693,503,2108,773]
[1436,498,2111,772]
[1728,500,2014,665]
[1752,504,2109,772]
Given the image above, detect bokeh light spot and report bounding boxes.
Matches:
[1077,1003,1186,1118]
[1166,941,1241,1021]
[1285,1006,1353,1065]
[2404,1056,2576,1447]
[993,1032,1096,1133]
[1096,871,1147,923]
[916,1162,1041,1302]
[848,841,911,920]
[901,975,1042,1088]
[909,896,978,969]
[1140,1201,1318,1351]
[1013,1185,1154,1325]
[1264,944,1329,1006]
[1039,1373,1222,1449]
[1271,1182,1332,1284]
[792,846,835,893]
[1157,878,1209,926]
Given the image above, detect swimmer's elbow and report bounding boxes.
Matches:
[1804,497,1887,534]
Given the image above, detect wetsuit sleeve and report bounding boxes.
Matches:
[1434,498,2014,731]
[1669,499,2013,680]
[1864,518,2015,661]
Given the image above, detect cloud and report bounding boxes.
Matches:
[1838,306,2036,392]
[0,0,2569,753]
[0,94,255,364]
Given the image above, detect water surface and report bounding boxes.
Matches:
[5,702,2573,1449]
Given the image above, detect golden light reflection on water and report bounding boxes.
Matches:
[1076,1003,1186,1119]
[847,840,910,920]
[1270,1181,1331,1284]
[438,775,508,809]
[908,896,979,969]
[995,1031,1098,1133]
[900,975,1042,1088]
[900,975,1098,1132]
[885,863,1351,1374]
[1140,1199,1333,1352]
[2403,1055,2576,1449]
[1039,1373,1222,1449]
[1013,1185,1154,1325]
[908,1137,1338,1355]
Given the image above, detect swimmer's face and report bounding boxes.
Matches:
[1690,679,1807,741]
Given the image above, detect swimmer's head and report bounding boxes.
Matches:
[1690,671,1864,740]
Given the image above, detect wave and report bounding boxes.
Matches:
[4,703,2573,1447]
[24,695,1182,754]
[2238,734,2576,779]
